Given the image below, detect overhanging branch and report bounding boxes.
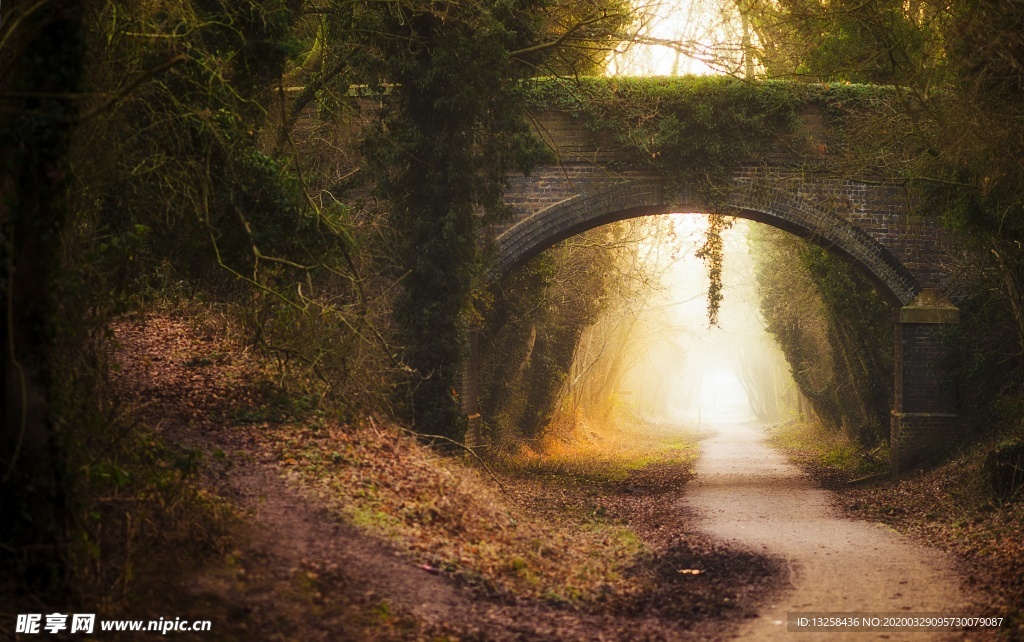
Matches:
[509,13,624,59]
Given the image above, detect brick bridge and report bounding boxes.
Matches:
[464,101,969,473]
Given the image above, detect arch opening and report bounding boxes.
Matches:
[490,179,920,307]
[480,215,806,448]
[474,178,963,472]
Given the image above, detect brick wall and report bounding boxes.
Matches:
[494,109,963,307]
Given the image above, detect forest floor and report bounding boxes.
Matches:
[103,313,1004,641]
[105,313,784,641]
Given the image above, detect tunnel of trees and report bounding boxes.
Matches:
[478,205,897,450]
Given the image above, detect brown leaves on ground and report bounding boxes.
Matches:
[266,417,649,605]
[261,412,785,627]
[840,459,1024,635]
[110,313,262,423]
[108,312,786,640]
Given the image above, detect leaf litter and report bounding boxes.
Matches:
[109,313,787,640]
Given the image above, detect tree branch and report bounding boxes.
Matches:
[77,54,187,123]
[510,13,623,59]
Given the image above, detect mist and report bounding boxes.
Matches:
[561,214,798,430]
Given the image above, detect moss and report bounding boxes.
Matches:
[519,76,898,199]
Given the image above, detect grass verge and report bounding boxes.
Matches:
[766,420,889,486]
[266,417,700,606]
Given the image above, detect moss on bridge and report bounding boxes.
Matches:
[518,76,900,197]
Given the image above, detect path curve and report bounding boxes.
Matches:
[687,422,971,641]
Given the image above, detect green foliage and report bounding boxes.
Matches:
[0,0,406,617]
[19,0,1024,623]
[752,226,892,444]
[942,283,1024,433]
[746,0,949,88]
[70,431,236,608]
[521,76,898,326]
[800,243,893,440]
[521,76,894,198]
[524,76,796,197]
[193,0,302,102]
[357,0,551,438]
[77,0,311,290]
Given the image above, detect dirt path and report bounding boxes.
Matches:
[687,422,973,641]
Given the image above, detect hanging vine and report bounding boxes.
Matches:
[695,213,734,326]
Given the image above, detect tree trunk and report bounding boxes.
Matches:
[1,0,84,595]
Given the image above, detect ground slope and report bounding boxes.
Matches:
[107,314,781,640]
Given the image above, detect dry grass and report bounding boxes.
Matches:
[503,416,698,482]
[767,420,889,484]
[262,416,688,605]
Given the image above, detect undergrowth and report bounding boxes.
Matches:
[69,434,238,614]
[268,415,698,606]
[767,420,889,485]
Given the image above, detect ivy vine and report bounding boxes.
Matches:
[695,213,733,326]
[521,76,897,196]
[519,76,898,322]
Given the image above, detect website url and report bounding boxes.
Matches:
[101,618,212,634]
[15,613,212,635]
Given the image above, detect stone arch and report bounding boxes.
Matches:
[491,177,920,307]
[478,175,961,472]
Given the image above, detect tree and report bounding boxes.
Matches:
[751,225,892,443]
[357,0,626,439]
[1,0,85,598]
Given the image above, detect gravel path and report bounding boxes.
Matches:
[688,422,973,641]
